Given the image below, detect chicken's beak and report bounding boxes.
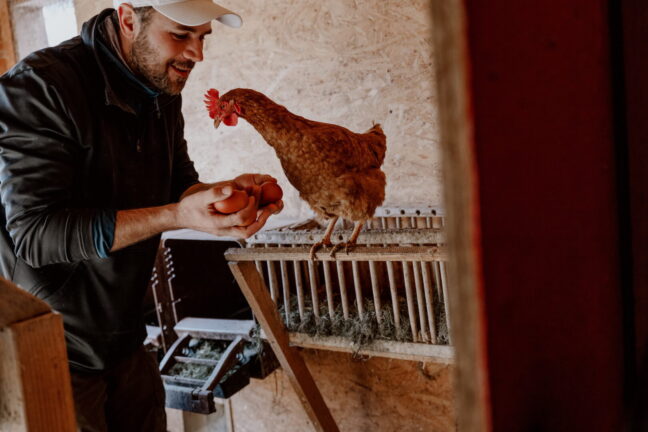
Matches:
[213,118,222,129]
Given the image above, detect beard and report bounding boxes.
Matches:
[130,32,194,96]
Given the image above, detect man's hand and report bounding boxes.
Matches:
[110,175,284,253]
[175,180,281,239]
[233,173,284,215]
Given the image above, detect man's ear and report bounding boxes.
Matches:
[117,3,138,42]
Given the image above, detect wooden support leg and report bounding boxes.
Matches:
[229,261,340,432]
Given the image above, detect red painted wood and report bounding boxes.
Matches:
[463,2,625,430]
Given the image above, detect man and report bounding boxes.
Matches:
[0,1,280,430]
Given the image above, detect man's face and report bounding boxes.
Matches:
[130,12,212,95]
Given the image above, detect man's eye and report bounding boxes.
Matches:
[172,33,188,40]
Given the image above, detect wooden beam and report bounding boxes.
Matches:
[0,0,16,75]
[229,261,339,432]
[429,0,490,431]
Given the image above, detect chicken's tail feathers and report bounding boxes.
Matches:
[367,123,385,136]
[365,123,387,166]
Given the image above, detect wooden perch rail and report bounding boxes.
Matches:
[226,245,447,262]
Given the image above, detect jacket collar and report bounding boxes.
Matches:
[81,9,177,115]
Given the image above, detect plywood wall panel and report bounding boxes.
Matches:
[182,0,441,219]
[230,350,455,432]
[73,1,440,219]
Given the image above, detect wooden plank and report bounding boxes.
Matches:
[0,312,76,431]
[0,0,15,75]
[229,261,339,432]
[0,276,51,328]
[225,246,446,262]
[430,0,491,430]
[286,333,455,364]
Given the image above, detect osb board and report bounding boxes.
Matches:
[74,0,442,220]
[230,350,455,432]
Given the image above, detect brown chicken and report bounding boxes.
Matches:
[204,88,387,259]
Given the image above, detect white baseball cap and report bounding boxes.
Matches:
[113,0,242,28]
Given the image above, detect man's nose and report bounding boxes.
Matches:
[184,39,204,63]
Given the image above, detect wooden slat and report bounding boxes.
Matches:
[229,261,339,432]
[0,312,76,431]
[440,261,452,344]
[421,262,438,344]
[336,261,350,319]
[280,260,291,321]
[413,262,429,342]
[267,260,279,302]
[307,261,320,318]
[386,262,401,332]
[402,262,419,343]
[0,0,16,75]
[368,261,382,324]
[352,261,364,317]
[322,261,335,319]
[225,246,446,262]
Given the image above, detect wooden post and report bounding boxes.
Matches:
[228,261,339,432]
[0,277,76,431]
[0,0,16,75]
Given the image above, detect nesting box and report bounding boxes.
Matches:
[228,206,453,363]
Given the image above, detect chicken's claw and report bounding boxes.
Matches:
[329,241,357,259]
[309,240,332,261]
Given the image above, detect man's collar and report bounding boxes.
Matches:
[81,9,176,115]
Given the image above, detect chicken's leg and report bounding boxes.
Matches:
[329,220,365,258]
[309,217,339,261]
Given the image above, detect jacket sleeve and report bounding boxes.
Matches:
[171,111,200,201]
[0,67,109,268]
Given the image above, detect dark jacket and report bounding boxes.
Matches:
[0,9,199,371]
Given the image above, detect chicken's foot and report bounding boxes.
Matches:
[309,217,339,261]
[329,220,365,258]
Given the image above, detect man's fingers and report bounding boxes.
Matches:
[234,173,277,188]
[240,208,273,238]
[209,182,235,202]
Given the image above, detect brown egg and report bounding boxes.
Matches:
[260,182,283,205]
[213,190,249,214]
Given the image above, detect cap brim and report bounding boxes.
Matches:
[154,0,242,27]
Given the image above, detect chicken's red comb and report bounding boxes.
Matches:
[204,88,220,119]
